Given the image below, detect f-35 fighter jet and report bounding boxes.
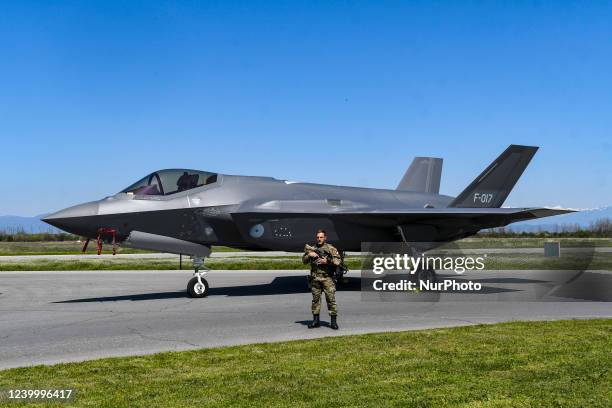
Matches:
[43,145,573,297]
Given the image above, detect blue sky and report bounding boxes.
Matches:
[1,1,610,216]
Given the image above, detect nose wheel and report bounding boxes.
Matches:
[187,256,210,298]
[416,267,438,286]
[187,275,209,298]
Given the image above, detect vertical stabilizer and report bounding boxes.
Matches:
[449,145,538,208]
[396,157,443,194]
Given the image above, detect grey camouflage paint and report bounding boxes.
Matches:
[43,145,574,255]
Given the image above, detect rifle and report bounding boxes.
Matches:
[304,244,348,283]
[304,244,333,265]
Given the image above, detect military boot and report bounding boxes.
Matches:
[308,314,320,329]
[330,315,339,330]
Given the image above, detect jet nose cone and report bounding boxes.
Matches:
[42,201,100,236]
[44,201,99,220]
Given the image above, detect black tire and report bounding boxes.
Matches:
[187,276,209,298]
[416,268,437,287]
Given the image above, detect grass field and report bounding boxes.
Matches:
[1,252,610,271]
[0,237,610,271]
[0,256,364,271]
[0,319,609,407]
[0,241,149,256]
[0,238,609,256]
[0,242,241,256]
[453,237,612,248]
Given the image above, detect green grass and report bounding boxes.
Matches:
[0,319,610,407]
[1,238,609,256]
[0,242,242,256]
[0,241,148,256]
[0,237,609,271]
[0,257,362,271]
[1,253,610,271]
[451,237,612,249]
[482,252,611,270]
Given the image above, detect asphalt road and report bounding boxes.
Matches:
[1,269,611,369]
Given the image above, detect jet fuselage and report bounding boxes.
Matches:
[44,174,455,252]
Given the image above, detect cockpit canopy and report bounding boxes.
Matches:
[120,169,218,196]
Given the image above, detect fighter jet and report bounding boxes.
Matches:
[43,144,573,297]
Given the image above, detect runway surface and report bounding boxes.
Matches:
[0,269,611,369]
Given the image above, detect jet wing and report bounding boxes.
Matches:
[233,207,575,231]
[237,206,572,220]
[332,207,574,226]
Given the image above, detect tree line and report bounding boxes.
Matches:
[0,230,80,242]
[480,218,611,238]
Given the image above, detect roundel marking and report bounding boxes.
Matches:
[249,224,265,238]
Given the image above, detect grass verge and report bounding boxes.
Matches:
[0,319,610,407]
[0,252,610,271]
[0,238,609,256]
[452,237,612,248]
[0,242,241,256]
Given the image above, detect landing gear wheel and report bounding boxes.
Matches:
[416,268,437,286]
[187,276,209,298]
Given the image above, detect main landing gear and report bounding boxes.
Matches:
[415,267,438,286]
[187,256,210,298]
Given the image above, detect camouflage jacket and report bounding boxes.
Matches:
[302,242,341,277]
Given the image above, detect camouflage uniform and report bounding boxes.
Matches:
[302,243,341,316]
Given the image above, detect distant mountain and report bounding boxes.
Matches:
[1,206,610,234]
[0,214,59,234]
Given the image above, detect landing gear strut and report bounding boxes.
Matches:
[187,256,210,298]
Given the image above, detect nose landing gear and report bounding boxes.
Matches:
[187,256,210,298]
[87,228,117,255]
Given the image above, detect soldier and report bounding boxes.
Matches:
[302,229,340,330]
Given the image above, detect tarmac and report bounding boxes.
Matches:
[0,269,611,369]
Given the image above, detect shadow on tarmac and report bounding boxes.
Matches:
[54,276,363,303]
[51,274,541,303]
[294,319,334,328]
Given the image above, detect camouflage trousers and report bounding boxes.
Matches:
[311,275,337,316]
